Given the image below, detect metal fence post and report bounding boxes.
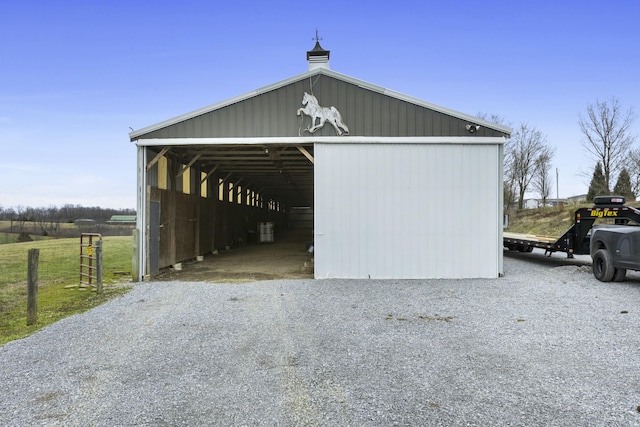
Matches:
[132,229,139,282]
[80,233,102,290]
[96,240,103,294]
[27,248,39,326]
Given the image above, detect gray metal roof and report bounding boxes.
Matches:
[129,67,511,140]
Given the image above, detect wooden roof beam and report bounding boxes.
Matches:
[200,164,220,184]
[175,154,202,178]
[218,172,233,187]
[146,147,170,171]
[296,146,314,164]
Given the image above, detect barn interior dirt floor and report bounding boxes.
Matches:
[155,229,314,283]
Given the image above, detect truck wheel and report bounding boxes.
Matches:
[593,249,615,282]
[613,268,627,282]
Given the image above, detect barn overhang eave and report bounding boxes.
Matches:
[135,136,507,147]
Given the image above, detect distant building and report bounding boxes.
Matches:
[107,215,137,225]
[518,198,571,209]
[74,219,96,226]
[567,194,587,204]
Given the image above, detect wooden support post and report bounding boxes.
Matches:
[27,248,39,326]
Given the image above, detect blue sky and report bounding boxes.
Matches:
[1,0,638,209]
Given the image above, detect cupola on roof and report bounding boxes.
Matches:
[306,30,330,70]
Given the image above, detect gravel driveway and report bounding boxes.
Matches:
[1,252,640,426]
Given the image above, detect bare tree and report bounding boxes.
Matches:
[506,123,552,209]
[476,112,511,127]
[532,147,556,206]
[33,207,49,235]
[503,179,517,214]
[14,206,28,233]
[626,147,640,197]
[46,205,61,235]
[477,113,516,211]
[579,97,636,192]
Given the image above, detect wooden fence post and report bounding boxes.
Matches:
[27,248,39,326]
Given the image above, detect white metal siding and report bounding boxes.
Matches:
[314,142,502,279]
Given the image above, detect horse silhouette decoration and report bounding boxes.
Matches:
[297,92,350,136]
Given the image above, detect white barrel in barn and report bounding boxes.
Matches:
[258,221,274,243]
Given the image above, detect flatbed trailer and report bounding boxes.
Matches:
[504,196,640,258]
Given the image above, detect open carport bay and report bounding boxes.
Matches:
[141,142,316,278]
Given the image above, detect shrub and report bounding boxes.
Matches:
[16,231,33,242]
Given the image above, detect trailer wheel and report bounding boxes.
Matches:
[613,268,627,282]
[593,249,615,282]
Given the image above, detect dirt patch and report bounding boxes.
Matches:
[156,230,314,283]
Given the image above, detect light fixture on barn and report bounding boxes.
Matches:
[466,124,481,133]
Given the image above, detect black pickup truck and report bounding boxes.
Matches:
[589,195,640,283]
[591,223,640,282]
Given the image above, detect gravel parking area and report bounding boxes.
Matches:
[1,252,640,426]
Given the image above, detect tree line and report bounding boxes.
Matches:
[481,96,637,212]
[0,204,136,236]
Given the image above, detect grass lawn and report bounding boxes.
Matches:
[0,236,133,346]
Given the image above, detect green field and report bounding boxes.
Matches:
[0,219,77,235]
[0,232,51,244]
[0,220,135,244]
[0,236,133,346]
